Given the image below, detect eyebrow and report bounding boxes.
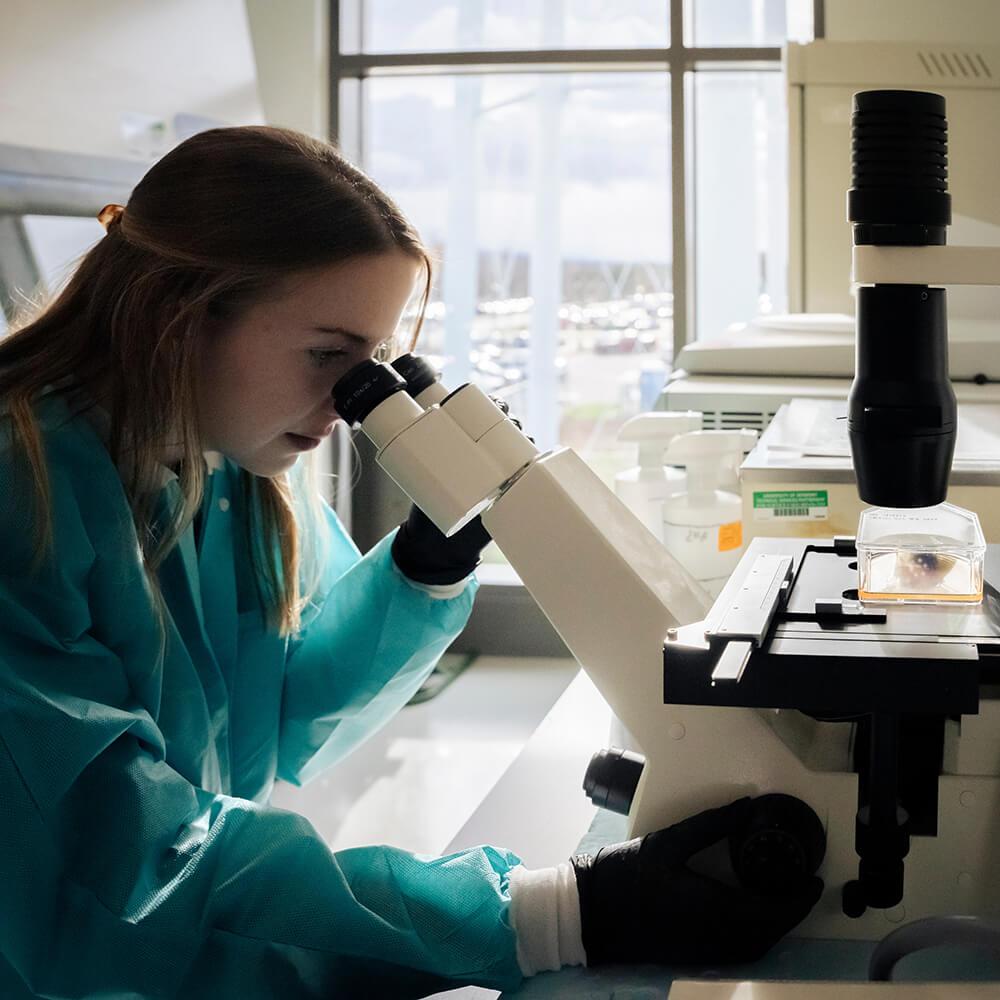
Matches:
[312,326,372,344]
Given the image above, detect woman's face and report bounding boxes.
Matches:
[197,251,420,477]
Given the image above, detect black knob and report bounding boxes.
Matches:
[583,747,645,816]
[842,879,868,919]
[728,794,826,893]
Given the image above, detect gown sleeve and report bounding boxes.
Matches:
[0,420,522,999]
[277,501,478,786]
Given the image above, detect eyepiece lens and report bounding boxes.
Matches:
[331,360,408,426]
[849,89,950,246]
[390,353,441,398]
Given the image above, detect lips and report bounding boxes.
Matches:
[286,433,323,451]
[294,423,336,440]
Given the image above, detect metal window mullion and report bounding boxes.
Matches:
[334,46,780,76]
[813,0,826,40]
[669,0,688,358]
[328,1,340,142]
[0,215,40,323]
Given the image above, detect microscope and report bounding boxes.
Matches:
[332,89,1000,941]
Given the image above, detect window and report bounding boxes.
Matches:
[0,146,145,333]
[333,2,814,634]
[693,70,787,343]
[349,0,671,53]
[22,216,104,293]
[0,215,103,334]
[362,71,671,474]
[334,1,812,489]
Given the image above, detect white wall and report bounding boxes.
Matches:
[0,0,264,158]
[825,0,1000,42]
[244,0,329,138]
[792,0,1000,317]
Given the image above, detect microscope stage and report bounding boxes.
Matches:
[664,537,1000,714]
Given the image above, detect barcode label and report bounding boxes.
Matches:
[753,490,829,522]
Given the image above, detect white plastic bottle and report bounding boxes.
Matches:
[718,427,759,493]
[614,411,701,540]
[662,430,748,598]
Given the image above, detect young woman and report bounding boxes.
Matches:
[0,126,820,998]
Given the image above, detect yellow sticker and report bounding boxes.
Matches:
[718,520,743,552]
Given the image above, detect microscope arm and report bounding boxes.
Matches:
[853,244,1000,285]
[348,374,713,834]
[480,445,712,736]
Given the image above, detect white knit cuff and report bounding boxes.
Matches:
[398,574,471,600]
[508,863,587,977]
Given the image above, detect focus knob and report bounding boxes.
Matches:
[729,794,826,893]
[582,747,645,816]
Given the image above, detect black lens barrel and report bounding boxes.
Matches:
[391,353,441,397]
[848,285,956,507]
[331,359,408,426]
[848,90,950,246]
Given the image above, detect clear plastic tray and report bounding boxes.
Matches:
[857,502,985,605]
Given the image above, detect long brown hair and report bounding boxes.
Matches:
[0,126,431,636]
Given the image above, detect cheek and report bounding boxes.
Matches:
[199,343,276,435]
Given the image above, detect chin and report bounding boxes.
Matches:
[233,451,299,478]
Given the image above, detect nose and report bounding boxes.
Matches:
[318,394,342,429]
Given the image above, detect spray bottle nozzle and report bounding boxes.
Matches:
[665,430,753,498]
[617,411,702,470]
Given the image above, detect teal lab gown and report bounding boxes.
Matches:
[0,394,524,998]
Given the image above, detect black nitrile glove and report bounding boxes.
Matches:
[391,504,492,585]
[571,798,824,967]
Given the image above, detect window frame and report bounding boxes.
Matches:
[0,144,142,322]
[329,1,813,359]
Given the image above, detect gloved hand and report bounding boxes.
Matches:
[571,798,823,967]
[391,505,492,585]
[390,392,528,585]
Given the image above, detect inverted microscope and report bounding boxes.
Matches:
[331,90,1000,944]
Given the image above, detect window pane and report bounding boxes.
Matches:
[690,0,787,46]
[361,72,671,496]
[0,216,102,333]
[22,216,104,293]
[354,0,669,54]
[693,71,787,340]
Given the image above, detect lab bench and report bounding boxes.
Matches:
[429,668,1000,999]
[277,654,1000,999]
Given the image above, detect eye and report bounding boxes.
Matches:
[309,348,348,369]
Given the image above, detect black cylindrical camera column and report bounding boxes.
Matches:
[843,713,911,918]
[847,90,956,508]
[848,285,956,507]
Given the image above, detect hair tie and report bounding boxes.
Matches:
[97,203,125,232]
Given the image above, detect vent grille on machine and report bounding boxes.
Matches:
[698,410,776,432]
[916,50,993,78]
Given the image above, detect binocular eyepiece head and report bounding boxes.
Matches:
[332,354,442,427]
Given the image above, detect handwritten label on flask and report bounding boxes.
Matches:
[718,521,743,552]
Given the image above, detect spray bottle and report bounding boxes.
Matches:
[614,411,701,540]
[662,430,748,598]
[718,427,759,493]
